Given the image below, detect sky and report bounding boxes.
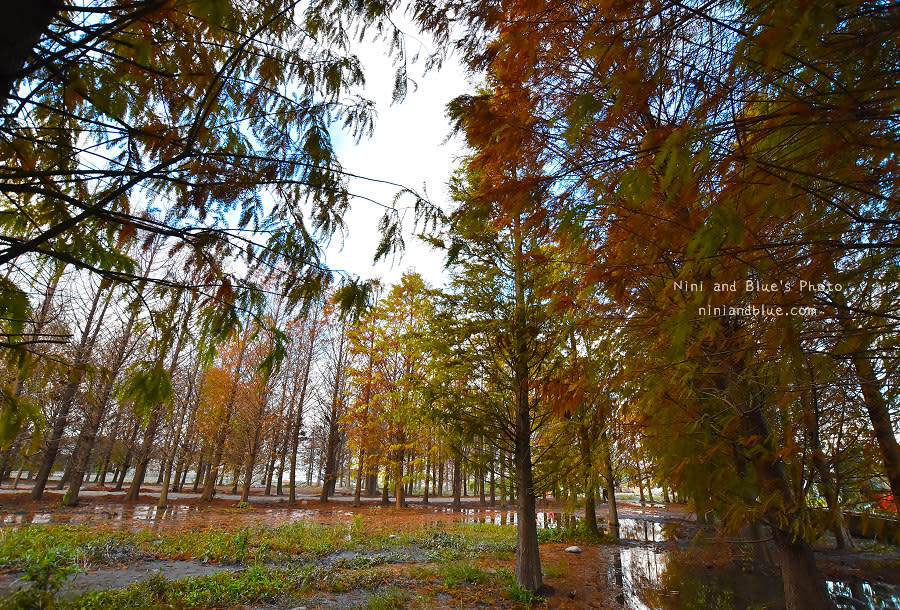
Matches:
[322,28,472,289]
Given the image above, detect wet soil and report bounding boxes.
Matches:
[2,487,899,608]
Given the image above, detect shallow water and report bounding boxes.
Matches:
[1,503,325,531]
[610,541,900,609]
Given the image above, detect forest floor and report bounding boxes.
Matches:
[0,484,899,608]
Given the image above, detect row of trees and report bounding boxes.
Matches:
[1,0,897,606]
[400,0,899,606]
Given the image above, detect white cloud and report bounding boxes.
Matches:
[325,26,472,289]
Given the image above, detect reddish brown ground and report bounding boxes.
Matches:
[2,486,898,608]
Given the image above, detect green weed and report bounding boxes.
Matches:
[366,586,409,609]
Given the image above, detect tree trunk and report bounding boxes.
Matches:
[422,451,430,504]
[511,212,542,592]
[601,436,619,540]
[0,0,64,105]
[202,333,250,502]
[851,352,900,513]
[513,376,542,591]
[288,344,313,504]
[394,450,405,509]
[320,322,346,503]
[490,462,496,506]
[740,406,834,609]
[452,457,462,509]
[353,446,364,506]
[64,299,140,506]
[32,282,109,499]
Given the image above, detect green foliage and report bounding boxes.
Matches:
[116,361,173,425]
[496,567,538,605]
[1,548,75,610]
[0,277,30,338]
[0,386,41,446]
[333,278,373,322]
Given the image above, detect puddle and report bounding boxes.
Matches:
[611,546,900,609]
[0,505,327,532]
[451,509,681,544]
[0,560,235,597]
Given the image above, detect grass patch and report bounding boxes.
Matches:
[366,585,410,609]
[72,564,322,609]
[422,523,516,560]
[438,560,490,587]
[496,567,540,605]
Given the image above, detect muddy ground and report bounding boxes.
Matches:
[1,484,899,608]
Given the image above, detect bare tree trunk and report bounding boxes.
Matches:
[288,349,312,504]
[394,449,405,509]
[32,280,109,500]
[601,434,619,540]
[353,446,365,507]
[320,321,346,503]
[202,334,250,502]
[64,299,140,506]
[452,457,462,509]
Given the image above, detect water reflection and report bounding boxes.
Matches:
[455,509,677,543]
[0,504,322,530]
[617,546,671,609]
[613,546,900,609]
